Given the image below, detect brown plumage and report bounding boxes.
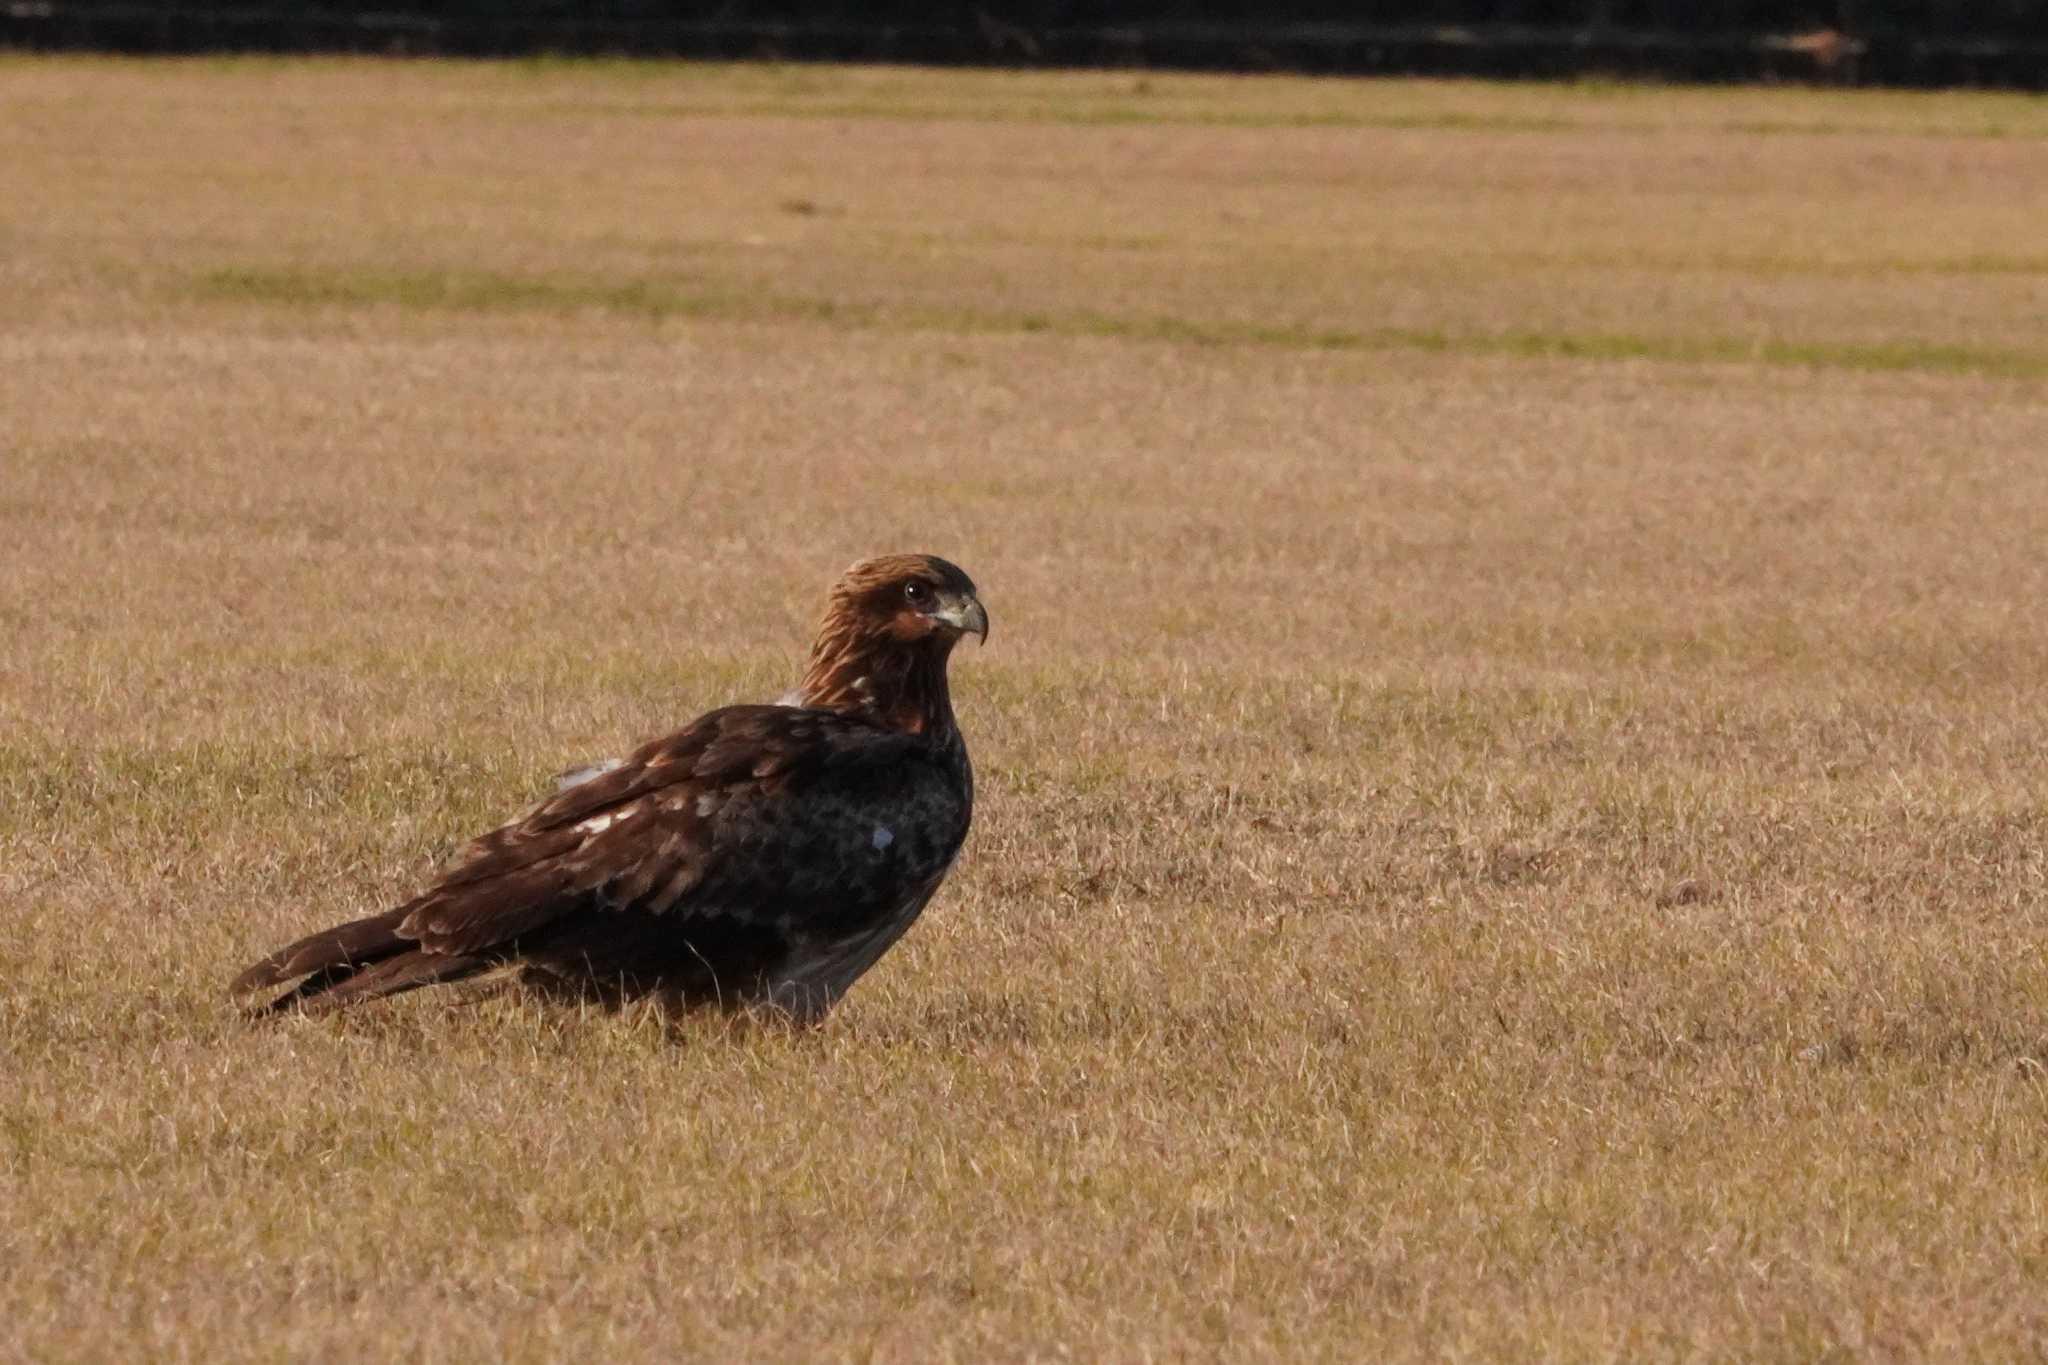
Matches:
[234,554,987,1023]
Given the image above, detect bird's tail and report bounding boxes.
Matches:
[232,907,489,1017]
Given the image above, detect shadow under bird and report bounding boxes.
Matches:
[233,553,987,1024]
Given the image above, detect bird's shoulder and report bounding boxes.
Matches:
[436,704,955,890]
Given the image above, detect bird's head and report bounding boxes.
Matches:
[798,553,987,731]
[832,553,988,649]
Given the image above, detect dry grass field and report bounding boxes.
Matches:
[4,55,2048,1360]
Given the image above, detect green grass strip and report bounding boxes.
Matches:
[195,266,2048,380]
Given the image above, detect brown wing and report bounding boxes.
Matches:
[234,704,970,1012]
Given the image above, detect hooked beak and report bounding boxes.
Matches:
[936,595,989,644]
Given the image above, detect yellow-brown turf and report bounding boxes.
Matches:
[3,55,2046,1362]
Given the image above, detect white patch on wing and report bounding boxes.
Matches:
[577,809,631,836]
[871,826,894,852]
[554,757,624,792]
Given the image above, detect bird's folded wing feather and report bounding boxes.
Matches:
[393,705,962,960]
[542,685,801,798]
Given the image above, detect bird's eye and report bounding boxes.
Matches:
[904,581,933,606]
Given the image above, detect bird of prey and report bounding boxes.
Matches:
[233,553,987,1024]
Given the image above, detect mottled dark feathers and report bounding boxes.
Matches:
[234,555,982,1024]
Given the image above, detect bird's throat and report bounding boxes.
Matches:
[797,635,958,739]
